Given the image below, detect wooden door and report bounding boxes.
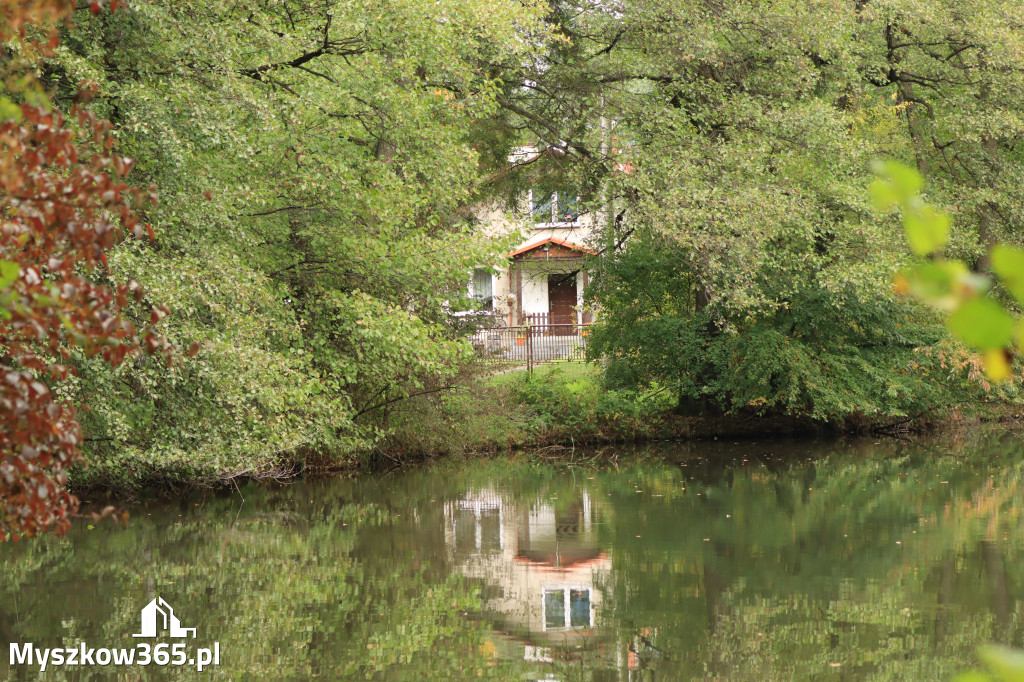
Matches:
[548,274,577,335]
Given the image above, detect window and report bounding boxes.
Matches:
[531,189,555,224]
[472,268,493,309]
[543,588,591,630]
[531,188,580,225]
[558,193,579,223]
[544,590,566,630]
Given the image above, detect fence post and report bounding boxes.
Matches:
[527,321,533,373]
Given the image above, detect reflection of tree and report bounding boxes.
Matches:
[982,540,1013,640]
[593,434,1024,678]
[0,480,530,681]
[1,436,1023,680]
[936,551,955,649]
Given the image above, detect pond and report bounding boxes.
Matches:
[2,430,1023,680]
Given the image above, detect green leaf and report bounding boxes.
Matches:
[869,179,897,211]
[904,205,950,256]
[978,645,1024,682]
[884,161,924,200]
[871,160,923,209]
[899,261,979,311]
[0,260,18,289]
[871,161,949,255]
[947,298,1015,350]
[991,245,1024,305]
[0,97,21,123]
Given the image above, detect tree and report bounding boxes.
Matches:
[484,0,1024,421]
[1,1,163,538]
[45,0,551,486]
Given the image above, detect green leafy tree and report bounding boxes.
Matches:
[45,0,550,483]
[483,0,1024,421]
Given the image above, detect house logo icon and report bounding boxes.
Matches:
[132,597,196,638]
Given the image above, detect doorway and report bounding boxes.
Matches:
[548,274,577,335]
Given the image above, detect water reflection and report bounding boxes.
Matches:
[1,432,1023,680]
[446,488,611,655]
[444,486,675,681]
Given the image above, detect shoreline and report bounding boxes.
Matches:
[70,404,1023,505]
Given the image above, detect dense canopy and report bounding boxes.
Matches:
[3,0,1024,534]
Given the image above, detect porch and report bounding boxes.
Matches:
[505,238,594,328]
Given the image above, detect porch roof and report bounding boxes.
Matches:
[507,237,596,261]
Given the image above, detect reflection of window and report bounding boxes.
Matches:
[453,509,477,550]
[543,588,591,630]
[531,189,580,225]
[544,590,566,630]
[452,501,502,552]
[570,589,590,627]
[524,645,553,663]
[472,268,493,309]
[478,508,501,551]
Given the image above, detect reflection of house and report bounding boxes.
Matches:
[444,488,609,647]
[444,487,660,681]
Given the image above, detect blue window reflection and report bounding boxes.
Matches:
[570,589,590,627]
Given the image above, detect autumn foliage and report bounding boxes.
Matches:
[1,0,160,539]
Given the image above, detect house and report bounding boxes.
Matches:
[469,150,600,332]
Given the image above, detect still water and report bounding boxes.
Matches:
[3,431,1024,680]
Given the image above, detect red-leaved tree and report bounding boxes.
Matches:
[1,0,165,539]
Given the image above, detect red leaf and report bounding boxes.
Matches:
[0,49,175,539]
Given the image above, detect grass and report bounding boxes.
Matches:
[379,360,674,460]
[486,359,600,386]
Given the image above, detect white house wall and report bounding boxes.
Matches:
[474,178,601,325]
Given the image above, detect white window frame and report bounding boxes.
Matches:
[541,586,593,631]
[529,189,582,228]
[469,267,495,309]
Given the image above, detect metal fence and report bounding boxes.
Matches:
[470,318,591,369]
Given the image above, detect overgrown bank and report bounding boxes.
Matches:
[69,361,1023,498]
[380,362,1024,453]
[381,362,822,456]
